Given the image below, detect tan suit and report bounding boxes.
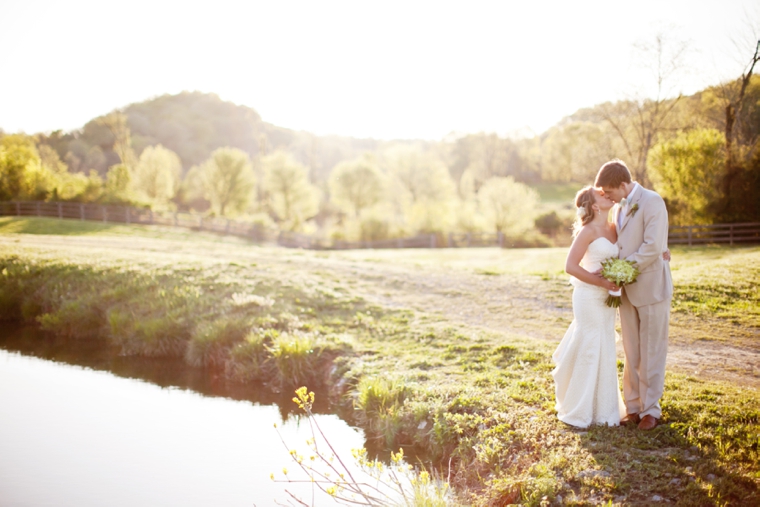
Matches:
[615,184,673,419]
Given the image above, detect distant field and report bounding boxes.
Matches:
[531,182,581,205]
[0,216,252,243]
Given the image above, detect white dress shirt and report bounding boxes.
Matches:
[618,182,641,228]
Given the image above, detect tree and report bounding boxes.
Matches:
[329,154,385,217]
[54,170,103,202]
[477,176,539,236]
[648,129,726,225]
[38,144,68,175]
[186,147,255,216]
[97,112,137,169]
[598,32,689,186]
[719,39,760,218]
[132,145,182,206]
[381,146,455,205]
[261,151,320,228]
[0,134,55,201]
[538,122,619,182]
[103,164,133,203]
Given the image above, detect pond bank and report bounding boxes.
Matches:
[1,232,758,505]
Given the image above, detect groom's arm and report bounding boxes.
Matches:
[625,194,669,271]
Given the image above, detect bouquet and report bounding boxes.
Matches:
[600,257,640,308]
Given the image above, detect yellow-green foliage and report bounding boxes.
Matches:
[268,332,318,386]
[0,134,57,201]
[261,152,320,229]
[185,147,256,217]
[648,128,726,225]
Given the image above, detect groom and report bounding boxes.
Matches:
[595,160,673,430]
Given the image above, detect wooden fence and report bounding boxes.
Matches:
[0,201,279,243]
[668,222,760,246]
[2,201,758,249]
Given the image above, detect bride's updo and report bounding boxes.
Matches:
[572,186,596,237]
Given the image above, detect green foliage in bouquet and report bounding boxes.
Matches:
[600,257,640,308]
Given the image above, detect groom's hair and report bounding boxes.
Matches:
[595,159,632,188]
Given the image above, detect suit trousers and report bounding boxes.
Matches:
[619,291,671,419]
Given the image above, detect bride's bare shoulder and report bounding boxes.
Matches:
[572,225,596,247]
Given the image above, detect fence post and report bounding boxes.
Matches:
[102,206,107,223]
[430,234,437,248]
[225,219,230,234]
[125,206,130,225]
[149,209,154,225]
[497,231,504,248]
[447,233,452,248]
[57,202,62,219]
[36,202,41,217]
[80,203,85,221]
[729,224,734,246]
[16,202,20,216]
[174,212,178,227]
[687,226,692,246]
[467,233,471,247]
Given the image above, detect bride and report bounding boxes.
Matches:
[552,186,627,428]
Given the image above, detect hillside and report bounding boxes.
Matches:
[39,92,419,182]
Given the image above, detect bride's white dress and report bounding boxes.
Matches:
[552,237,626,428]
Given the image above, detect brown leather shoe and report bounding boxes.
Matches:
[621,413,640,425]
[638,415,658,430]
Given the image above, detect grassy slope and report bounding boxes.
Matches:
[0,217,758,506]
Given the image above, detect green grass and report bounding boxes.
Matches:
[0,216,254,243]
[668,245,760,328]
[1,217,758,505]
[531,182,582,205]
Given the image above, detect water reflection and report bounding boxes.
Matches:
[0,325,366,507]
[0,324,338,416]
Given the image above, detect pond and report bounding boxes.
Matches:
[0,325,367,506]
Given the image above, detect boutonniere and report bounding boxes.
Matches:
[627,203,639,217]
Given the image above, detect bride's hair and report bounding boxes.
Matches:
[572,186,596,237]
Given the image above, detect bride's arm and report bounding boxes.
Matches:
[565,230,619,291]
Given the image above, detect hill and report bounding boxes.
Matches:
[39,91,421,182]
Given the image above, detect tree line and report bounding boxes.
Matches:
[2,39,759,241]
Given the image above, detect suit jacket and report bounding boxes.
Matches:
[615,186,673,307]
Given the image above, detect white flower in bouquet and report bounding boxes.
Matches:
[600,257,640,308]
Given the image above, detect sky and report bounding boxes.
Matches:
[0,0,757,140]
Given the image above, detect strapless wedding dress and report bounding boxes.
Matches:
[552,237,626,427]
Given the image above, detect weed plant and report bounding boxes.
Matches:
[274,387,452,506]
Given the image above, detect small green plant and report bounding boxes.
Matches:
[273,387,452,506]
[268,332,319,387]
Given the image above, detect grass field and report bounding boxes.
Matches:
[531,183,581,206]
[0,217,758,506]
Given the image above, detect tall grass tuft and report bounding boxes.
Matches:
[268,332,320,387]
[226,331,272,381]
[185,316,250,367]
[109,310,189,357]
[355,376,410,446]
